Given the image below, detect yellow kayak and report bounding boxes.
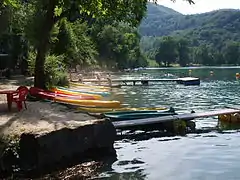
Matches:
[50,87,103,100]
[77,106,167,113]
[55,97,121,108]
[70,82,111,90]
[70,86,110,92]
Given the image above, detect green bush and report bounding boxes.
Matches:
[27,52,69,88]
[27,51,36,75]
[49,70,69,87]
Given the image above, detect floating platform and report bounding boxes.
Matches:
[77,77,200,86]
[177,77,200,86]
[112,108,240,129]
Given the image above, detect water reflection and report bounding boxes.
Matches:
[218,121,240,131]
[97,169,147,180]
[99,131,240,180]
[96,154,147,180]
[98,68,240,180]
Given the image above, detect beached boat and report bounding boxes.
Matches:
[71,87,110,92]
[54,96,121,108]
[29,87,97,100]
[70,82,111,90]
[77,106,167,113]
[70,84,110,92]
[103,108,177,121]
[70,82,121,88]
[50,87,103,100]
[57,86,110,96]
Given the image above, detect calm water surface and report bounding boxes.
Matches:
[97,67,240,180]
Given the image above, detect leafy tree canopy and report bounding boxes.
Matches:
[1,0,195,88]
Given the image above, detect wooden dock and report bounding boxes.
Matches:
[112,108,240,129]
[77,77,200,86]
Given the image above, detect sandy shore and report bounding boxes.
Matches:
[0,101,102,137]
[0,76,101,138]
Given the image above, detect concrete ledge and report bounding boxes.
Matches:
[18,119,116,171]
[0,101,116,177]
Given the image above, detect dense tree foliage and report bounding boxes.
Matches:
[140,3,240,66]
[155,36,177,66]
[91,22,147,70]
[143,35,240,66]
[0,0,149,88]
[0,3,29,73]
[52,19,98,69]
[1,0,150,88]
[1,0,194,88]
[0,0,195,88]
[176,38,190,66]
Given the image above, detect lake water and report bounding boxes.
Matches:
[97,67,240,180]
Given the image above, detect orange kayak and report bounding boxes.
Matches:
[50,87,102,100]
[29,87,96,100]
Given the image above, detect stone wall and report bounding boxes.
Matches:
[18,119,116,171]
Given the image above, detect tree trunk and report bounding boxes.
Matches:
[34,0,57,88]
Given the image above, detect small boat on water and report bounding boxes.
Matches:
[103,108,177,121]
[77,106,167,113]
[54,96,121,108]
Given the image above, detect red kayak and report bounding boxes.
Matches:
[29,87,96,100]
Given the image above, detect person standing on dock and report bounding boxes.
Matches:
[96,73,101,85]
[78,74,83,83]
[107,73,112,87]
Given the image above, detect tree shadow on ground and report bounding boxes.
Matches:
[0,102,19,133]
[0,76,34,87]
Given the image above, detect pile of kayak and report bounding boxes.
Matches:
[77,106,167,113]
[29,83,121,108]
[29,82,176,121]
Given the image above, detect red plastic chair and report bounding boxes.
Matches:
[12,86,29,111]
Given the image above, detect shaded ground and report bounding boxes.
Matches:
[0,76,101,137]
[0,101,101,138]
[0,75,34,87]
[0,76,114,179]
[34,161,103,180]
[0,76,32,136]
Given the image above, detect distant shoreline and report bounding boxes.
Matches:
[145,66,240,70]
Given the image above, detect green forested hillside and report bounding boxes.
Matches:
[140,3,240,66]
[140,3,183,36]
[140,3,240,37]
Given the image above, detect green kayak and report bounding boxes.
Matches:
[103,107,177,121]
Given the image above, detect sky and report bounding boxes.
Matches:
[157,0,240,14]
